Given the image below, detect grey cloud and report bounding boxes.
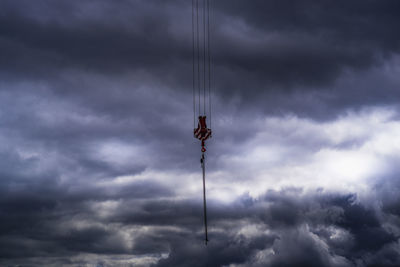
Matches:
[1,0,400,117]
[1,1,400,266]
[0,162,399,266]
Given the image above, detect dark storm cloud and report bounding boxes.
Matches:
[0,0,188,78]
[153,230,276,267]
[1,0,400,266]
[149,189,400,267]
[1,0,400,116]
[0,85,199,177]
[213,0,400,87]
[0,172,173,259]
[1,175,399,266]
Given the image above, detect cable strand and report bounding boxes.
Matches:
[207,0,211,128]
[196,0,201,115]
[203,0,206,115]
[192,0,196,128]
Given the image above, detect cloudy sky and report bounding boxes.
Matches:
[1,0,400,266]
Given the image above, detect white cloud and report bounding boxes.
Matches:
[201,107,400,201]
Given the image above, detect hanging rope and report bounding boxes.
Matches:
[196,0,201,115]
[203,0,207,115]
[207,0,211,128]
[201,153,209,244]
[193,0,211,119]
[192,0,196,128]
[192,0,212,245]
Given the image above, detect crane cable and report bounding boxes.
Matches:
[192,0,212,245]
[196,0,201,116]
[192,0,196,128]
[207,0,211,128]
[193,0,211,118]
[203,0,206,115]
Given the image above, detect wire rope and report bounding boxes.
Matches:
[203,0,206,115]
[192,0,196,128]
[193,0,212,119]
[192,0,212,245]
[207,0,211,128]
[196,0,201,116]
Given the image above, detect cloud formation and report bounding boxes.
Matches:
[1,0,400,266]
